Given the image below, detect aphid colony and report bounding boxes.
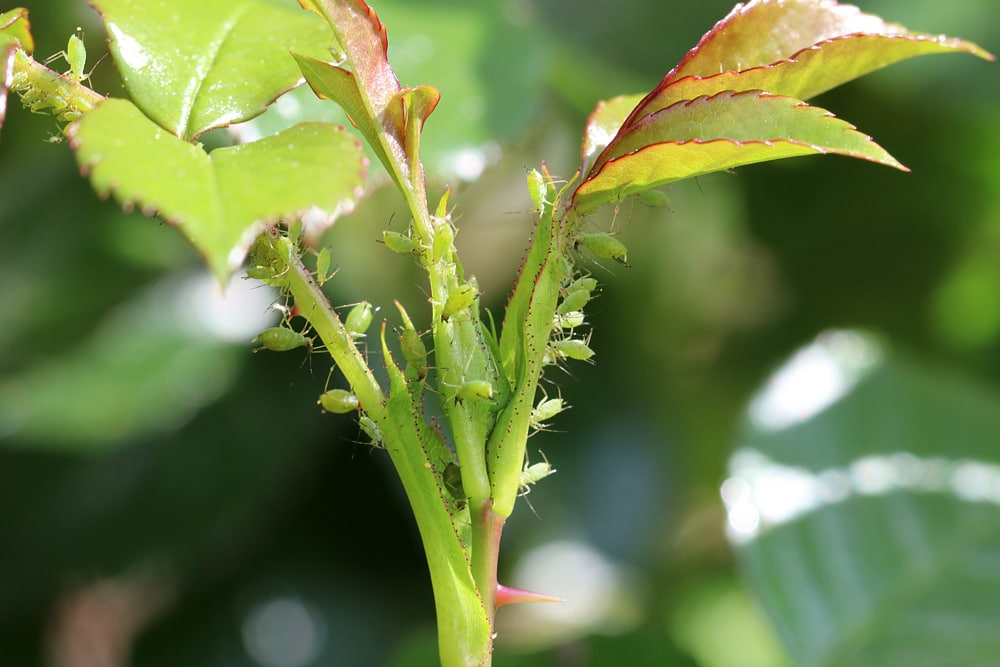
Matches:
[246,174,630,508]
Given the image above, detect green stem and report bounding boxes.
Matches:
[262,232,385,416]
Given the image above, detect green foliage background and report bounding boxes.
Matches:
[0,0,997,665]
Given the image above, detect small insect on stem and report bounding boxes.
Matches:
[344,301,374,339]
[454,379,494,406]
[574,233,630,267]
[382,230,417,255]
[252,325,316,353]
[530,396,566,431]
[636,188,670,208]
[358,414,383,447]
[519,451,556,516]
[441,283,476,321]
[549,337,595,363]
[314,246,335,286]
[442,461,467,510]
[318,388,360,414]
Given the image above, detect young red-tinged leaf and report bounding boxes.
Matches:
[579,0,992,180]
[623,36,993,139]
[92,0,336,140]
[575,91,903,213]
[295,1,439,190]
[297,0,398,111]
[69,98,365,282]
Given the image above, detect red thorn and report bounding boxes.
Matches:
[495,583,563,608]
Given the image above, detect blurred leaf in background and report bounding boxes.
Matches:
[0,0,997,665]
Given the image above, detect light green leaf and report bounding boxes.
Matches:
[1,7,33,134]
[0,8,33,53]
[574,91,902,213]
[69,98,365,281]
[93,0,336,140]
[729,332,1000,666]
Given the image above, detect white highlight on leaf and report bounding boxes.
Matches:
[748,329,882,432]
[722,449,1000,545]
[106,22,149,69]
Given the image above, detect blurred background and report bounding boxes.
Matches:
[1,0,998,665]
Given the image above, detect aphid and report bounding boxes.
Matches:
[383,230,416,255]
[442,283,476,321]
[400,327,428,382]
[564,276,598,295]
[557,288,591,315]
[520,452,555,492]
[431,221,455,264]
[519,451,556,514]
[315,247,334,286]
[358,414,382,446]
[552,310,585,330]
[552,338,595,362]
[345,301,374,338]
[637,188,670,208]
[526,168,547,212]
[252,326,315,353]
[442,462,467,510]
[530,397,565,430]
[574,233,629,266]
[318,388,359,414]
[455,380,493,405]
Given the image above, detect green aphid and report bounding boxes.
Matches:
[383,230,416,255]
[530,397,565,429]
[552,310,585,330]
[520,452,555,493]
[442,462,467,510]
[557,288,591,315]
[552,338,595,361]
[66,32,86,81]
[565,276,598,294]
[345,301,374,338]
[315,247,334,286]
[574,233,629,266]
[456,380,493,404]
[318,388,360,414]
[252,326,314,353]
[431,221,455,264]
[526,168,547,212]
[358,414,382,446]
[442,283,476,321]
[400,327,428,381]
[636,188,670,208]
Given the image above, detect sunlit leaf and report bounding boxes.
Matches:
[92,0,336,140]
[577,0,992,198]
[0,8,33,135]
[69,98,365,281]
[670,0,907,81]
[0,8,33,54]
[580,93,643,175]
[728,332,1000,666]
[573,91,902,213]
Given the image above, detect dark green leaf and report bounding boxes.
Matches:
[729,333,1000,666]
[69,98,365,281]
